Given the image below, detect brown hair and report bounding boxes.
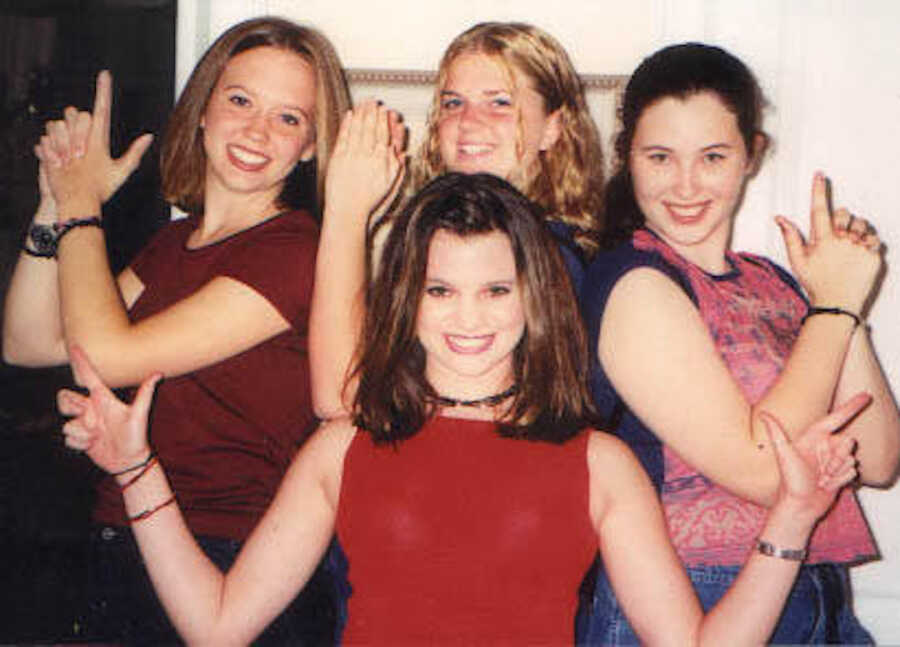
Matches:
[411,22,604,255]
[160,17,350,215]
[353,172,597,444]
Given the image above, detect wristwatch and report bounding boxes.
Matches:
[25,223,58,258]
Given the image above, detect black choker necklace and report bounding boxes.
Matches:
[433,384,519,408]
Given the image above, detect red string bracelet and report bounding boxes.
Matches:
[120,456,159,491]
[129,495,176,524]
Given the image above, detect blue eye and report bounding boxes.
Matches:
[491,97,513,108]
[487,285,511,296]
[441,97,462,111]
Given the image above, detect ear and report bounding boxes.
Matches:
[538,108,562,152]
[745,132,768,177]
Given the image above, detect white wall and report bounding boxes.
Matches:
[178,0,900,640]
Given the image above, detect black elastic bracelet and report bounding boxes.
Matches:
[54,216,103,247]
[801,306,861,328]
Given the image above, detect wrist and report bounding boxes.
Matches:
[763,498,817,546]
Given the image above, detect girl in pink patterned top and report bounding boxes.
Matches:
[580,43,900,644]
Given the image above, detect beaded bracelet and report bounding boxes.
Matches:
[54,216,102,248]
[755,537,808,562]
[801,306,861,329]
[128,495,176,524]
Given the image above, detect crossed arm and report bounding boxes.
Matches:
[598,174,899,505]
[3,71,295,388]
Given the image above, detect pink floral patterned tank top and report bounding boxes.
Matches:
[633,230,876,566]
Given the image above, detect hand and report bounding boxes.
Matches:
[36,70,154,220]
[776,173,882,315]
[31,162,57,226]
[57,344,161,474]
[761,393,869,524]
[324,99,406,230]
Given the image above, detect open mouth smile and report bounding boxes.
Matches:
[227,144,271,171]
[444,334,495,354]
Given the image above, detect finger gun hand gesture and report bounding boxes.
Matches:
[34,70,154,214]
[761,392,869,525]
[776,173,882,315]
[57,345,161,475]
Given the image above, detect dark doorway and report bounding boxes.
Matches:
[0,0,175,641]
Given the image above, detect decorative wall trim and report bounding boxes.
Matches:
[346,68,628,91]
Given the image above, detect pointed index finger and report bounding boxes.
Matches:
[91,70,113,152]
[809,172,832,241]
[69,343,111,395]
[807,392,871,437]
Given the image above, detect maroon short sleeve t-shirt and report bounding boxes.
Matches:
[93,210,319,540]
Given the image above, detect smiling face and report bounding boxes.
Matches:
[201,46,317,210]
[416,229,525,399]
[436,52,560,185]
[630,91,755,270]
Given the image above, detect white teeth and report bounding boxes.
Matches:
[229,145,268,165]
[459,144,491,155]
[668,203,706,218]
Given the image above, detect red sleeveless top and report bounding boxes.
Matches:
[336,416,596,645]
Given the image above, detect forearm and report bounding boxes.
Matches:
[750,313,856,446]
[834,327,900,485]
[120,461,238,646]
[56,222,133,381]
[697,502,813,646]
[309,204,368,418]
[3,205,67,365]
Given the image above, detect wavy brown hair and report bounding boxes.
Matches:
[411,22,604,256]
[353,173,597,445]
[160,17,350,216]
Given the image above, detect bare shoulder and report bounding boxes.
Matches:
[607,265,692,312]
[586,429,646,482]
[585,429,658,524]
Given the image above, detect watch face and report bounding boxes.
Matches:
[29,223,57,255]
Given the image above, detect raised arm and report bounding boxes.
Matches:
[3,163,67,366]
[591,396,864,646]
[309,100,405,418]
[58,346,351,645]
[34,72,304,387]
[598,173,884,505]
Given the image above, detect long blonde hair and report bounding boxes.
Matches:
[412,22,604,255]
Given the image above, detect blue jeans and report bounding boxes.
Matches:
[75,524,347,645]
[576,560,873,645]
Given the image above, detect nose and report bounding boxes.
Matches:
[459,102,483,130]
[673,160,699,200]
[243,110,269,142]
[453,294,484,331]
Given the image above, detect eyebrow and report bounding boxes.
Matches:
[221,83,309,114]
[439,88,511,98]
[636,142,734,152]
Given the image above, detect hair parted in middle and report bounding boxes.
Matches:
[412,22,605,256]
[160,16,351,216]
[353,172,597,445]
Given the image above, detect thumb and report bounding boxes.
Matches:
[116,132,154,177]
[132,372,162,419]
[776,216,806,273]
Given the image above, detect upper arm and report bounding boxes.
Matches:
[210,419,353,644]
[599,267,779,503]
[89,275,292,387]
[588,432,701,645]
